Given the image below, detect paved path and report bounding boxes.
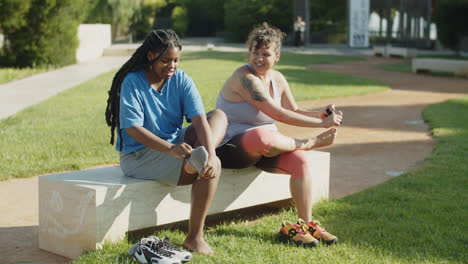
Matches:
[0,52,467,263]
[0,57,128,120]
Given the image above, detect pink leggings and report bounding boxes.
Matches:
[216,127,309,179]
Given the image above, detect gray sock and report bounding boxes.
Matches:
[186,146,208,173]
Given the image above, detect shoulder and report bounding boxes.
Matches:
[168,69,194,87]
[270,69,286,83]
[121,70,146,92]
[270,69,288,93]
[123,70,143,83]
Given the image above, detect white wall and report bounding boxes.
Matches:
[76,24,111,62]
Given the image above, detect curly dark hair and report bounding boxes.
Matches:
[105,29,182,150]
[246,22,286,53]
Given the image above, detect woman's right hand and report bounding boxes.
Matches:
[322,111,343,128]
[168,142,193,159]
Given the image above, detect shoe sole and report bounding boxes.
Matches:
[321,237,338,245]
[278,232,319,247]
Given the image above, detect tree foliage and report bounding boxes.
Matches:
[434,0,468,51]
[0,0,32,32]
[185,0,224,36]
[309,0,346,33]
[171,5,189,37]
[224,0,292,42]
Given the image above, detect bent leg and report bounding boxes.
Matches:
[256,150,313,222]
[216,127,304,167]
[177,109,226,254]
[180,109,227,175]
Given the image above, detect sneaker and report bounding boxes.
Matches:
[297,218,338,245]
[128,236,181,264]
[149,236,193,263]
[278,221,319,247]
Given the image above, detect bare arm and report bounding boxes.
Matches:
[126,126,192,158]
[279,73,343,123]
[236,72,339,128]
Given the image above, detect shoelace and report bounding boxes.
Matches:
[296,219,312,233]
[160,237,179,251]
[295,223,309,235]
[148,240,174,257]
[312,220,327,232]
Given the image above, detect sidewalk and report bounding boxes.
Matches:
[0,56,129,120]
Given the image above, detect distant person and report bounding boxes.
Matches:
[215,23,343,247]
[105,29,227,259]
[293,16,306,48]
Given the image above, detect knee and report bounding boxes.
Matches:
[278,150,309,179]
[242,127,275,155]
[208,109,227,128]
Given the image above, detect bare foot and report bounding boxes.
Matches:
[183,237,215,255]
[304,128,337,150]
[183,161,197,174]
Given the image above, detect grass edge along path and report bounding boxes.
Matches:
[0,51,387,180]
[72,96,468,264]
[0,67,53,85]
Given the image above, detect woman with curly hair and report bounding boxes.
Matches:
[216,23,343,247]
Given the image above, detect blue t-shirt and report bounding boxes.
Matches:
[117,69,205,153]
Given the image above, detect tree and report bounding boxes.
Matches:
[434,0,468,51]
[185,0,224,36]
[224,0,292,42]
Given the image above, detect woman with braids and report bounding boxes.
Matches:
[215,23,343,247]
[105,29,227,255]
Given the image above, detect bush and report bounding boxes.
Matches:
[224,0,292,42]
[434,0,468,51]
[171,5,189,37]
[1,0,93,67]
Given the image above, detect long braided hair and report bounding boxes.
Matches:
[105,29,182,150]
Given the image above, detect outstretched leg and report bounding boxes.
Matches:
[178,109,227,254]
[221,127,336,159]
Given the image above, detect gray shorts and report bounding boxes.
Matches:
[119,127,188,185]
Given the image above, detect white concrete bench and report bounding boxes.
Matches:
[38,151,330,259]
[373,45,418,58]
[412,58,468,77]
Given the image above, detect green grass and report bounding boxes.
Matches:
[0,67,52,84]
[0,51,387,180]
[381,60,412,73]
[71,96,468,263]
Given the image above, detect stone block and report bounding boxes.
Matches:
[38,151,330,259]
[412,58,468,77]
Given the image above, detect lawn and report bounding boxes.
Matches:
[71,96,468,264]
[0,67,52,84]
[0,51,388,180]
